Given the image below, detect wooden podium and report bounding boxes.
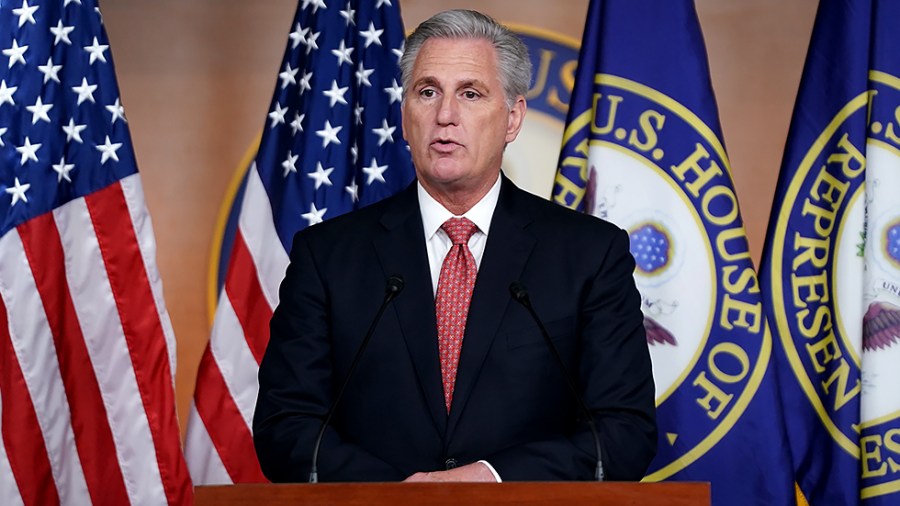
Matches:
[195,482,710,505]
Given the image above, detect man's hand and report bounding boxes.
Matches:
[403,462,497,482]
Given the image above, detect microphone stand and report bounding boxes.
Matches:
[509,281,605,481]
[309,275,405,483]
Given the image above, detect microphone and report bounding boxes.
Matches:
[508,281,605,481]
[309,275,405,483]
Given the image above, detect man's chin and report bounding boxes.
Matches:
[419,165,468,186]
[418,172,475,197]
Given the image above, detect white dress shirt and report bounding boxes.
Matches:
[418,174,502,296]
[416,173,504,482]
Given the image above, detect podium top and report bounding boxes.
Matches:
[195,481,710,506]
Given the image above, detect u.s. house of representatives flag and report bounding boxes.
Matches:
[760,0,900,503]
[184,0,414,484]
[554,1,795,504]
[0,0,191,505]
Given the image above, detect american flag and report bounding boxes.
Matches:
[0,1,191,505]
[184,0,414,484]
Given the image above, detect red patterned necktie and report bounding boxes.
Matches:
[435,217,479,412]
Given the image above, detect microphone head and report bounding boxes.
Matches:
[509,281,529,303]
[386,275,405,295]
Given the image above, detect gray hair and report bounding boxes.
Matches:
[400,9,532,109]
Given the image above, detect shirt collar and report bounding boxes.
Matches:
[418,173,502,240]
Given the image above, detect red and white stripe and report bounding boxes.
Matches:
[185,164,288,484]
[0,175,192,506]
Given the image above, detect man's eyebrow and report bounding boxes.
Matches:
[413,76,440,88]
[411,77,489,90]
[457,78,487,90]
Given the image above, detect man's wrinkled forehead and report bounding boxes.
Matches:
[410,37,498,78]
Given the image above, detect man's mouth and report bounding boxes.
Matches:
[431,139,461,153]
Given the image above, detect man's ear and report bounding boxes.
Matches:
[400,101,408,140]
[505,96,527,143]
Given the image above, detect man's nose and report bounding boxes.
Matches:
[436,95,459,125]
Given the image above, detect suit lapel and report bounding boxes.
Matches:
[446,177,537,439]
[372,185,448,435]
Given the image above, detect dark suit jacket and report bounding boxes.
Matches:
[253,176,656,482]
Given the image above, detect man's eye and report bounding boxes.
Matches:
[420,89,435,98]
[463,91,479,99]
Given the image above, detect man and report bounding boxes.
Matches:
[253,9,656,483]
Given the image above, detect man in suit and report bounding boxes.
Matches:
[253,9,656,483]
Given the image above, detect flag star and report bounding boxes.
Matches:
[301,203,327,226]
[94,7,103,22]
[84,37,109,65]
[353,104,364,125]
[15,137,41,165]
[26,96,53,124]
[13,0,39,28]
[340,3,356,25]
[278,63,298,89]
[0,80,17,106]
[377,0,392,7]
[323,80,349,107]
[289,112,305,135]
[372,119,396,146]
[362,157,388,184]
[38,57,63,84]
[105,98,127,124]
[50,20,75,45]
[351,142,358,164]
[298,70,313,94]
[5,178,30,207]
[96,135,123,164]
[72,77,98,105]
[345,180,359,202]
[3,40,29,68]
[282,151,299,177]
[0,127,6,146]
[392,42,405,63]
[359,22,384,48]
[308,162,334,189]
[64,0,82,6]
[331,40,354,67]
[355,62,374,87]
[288,22,309,49]
[63,118,87,143]
[268,102,288,128]
[384,79,403,104]
[316,120,342,148]
[305,31,321,54]
[309,0,326,13]
[52,156,75,182]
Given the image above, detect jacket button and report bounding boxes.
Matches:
[445,458,458,470]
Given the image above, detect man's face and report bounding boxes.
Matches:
[402,37,526,198]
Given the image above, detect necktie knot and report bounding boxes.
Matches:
[441,217,478,245]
